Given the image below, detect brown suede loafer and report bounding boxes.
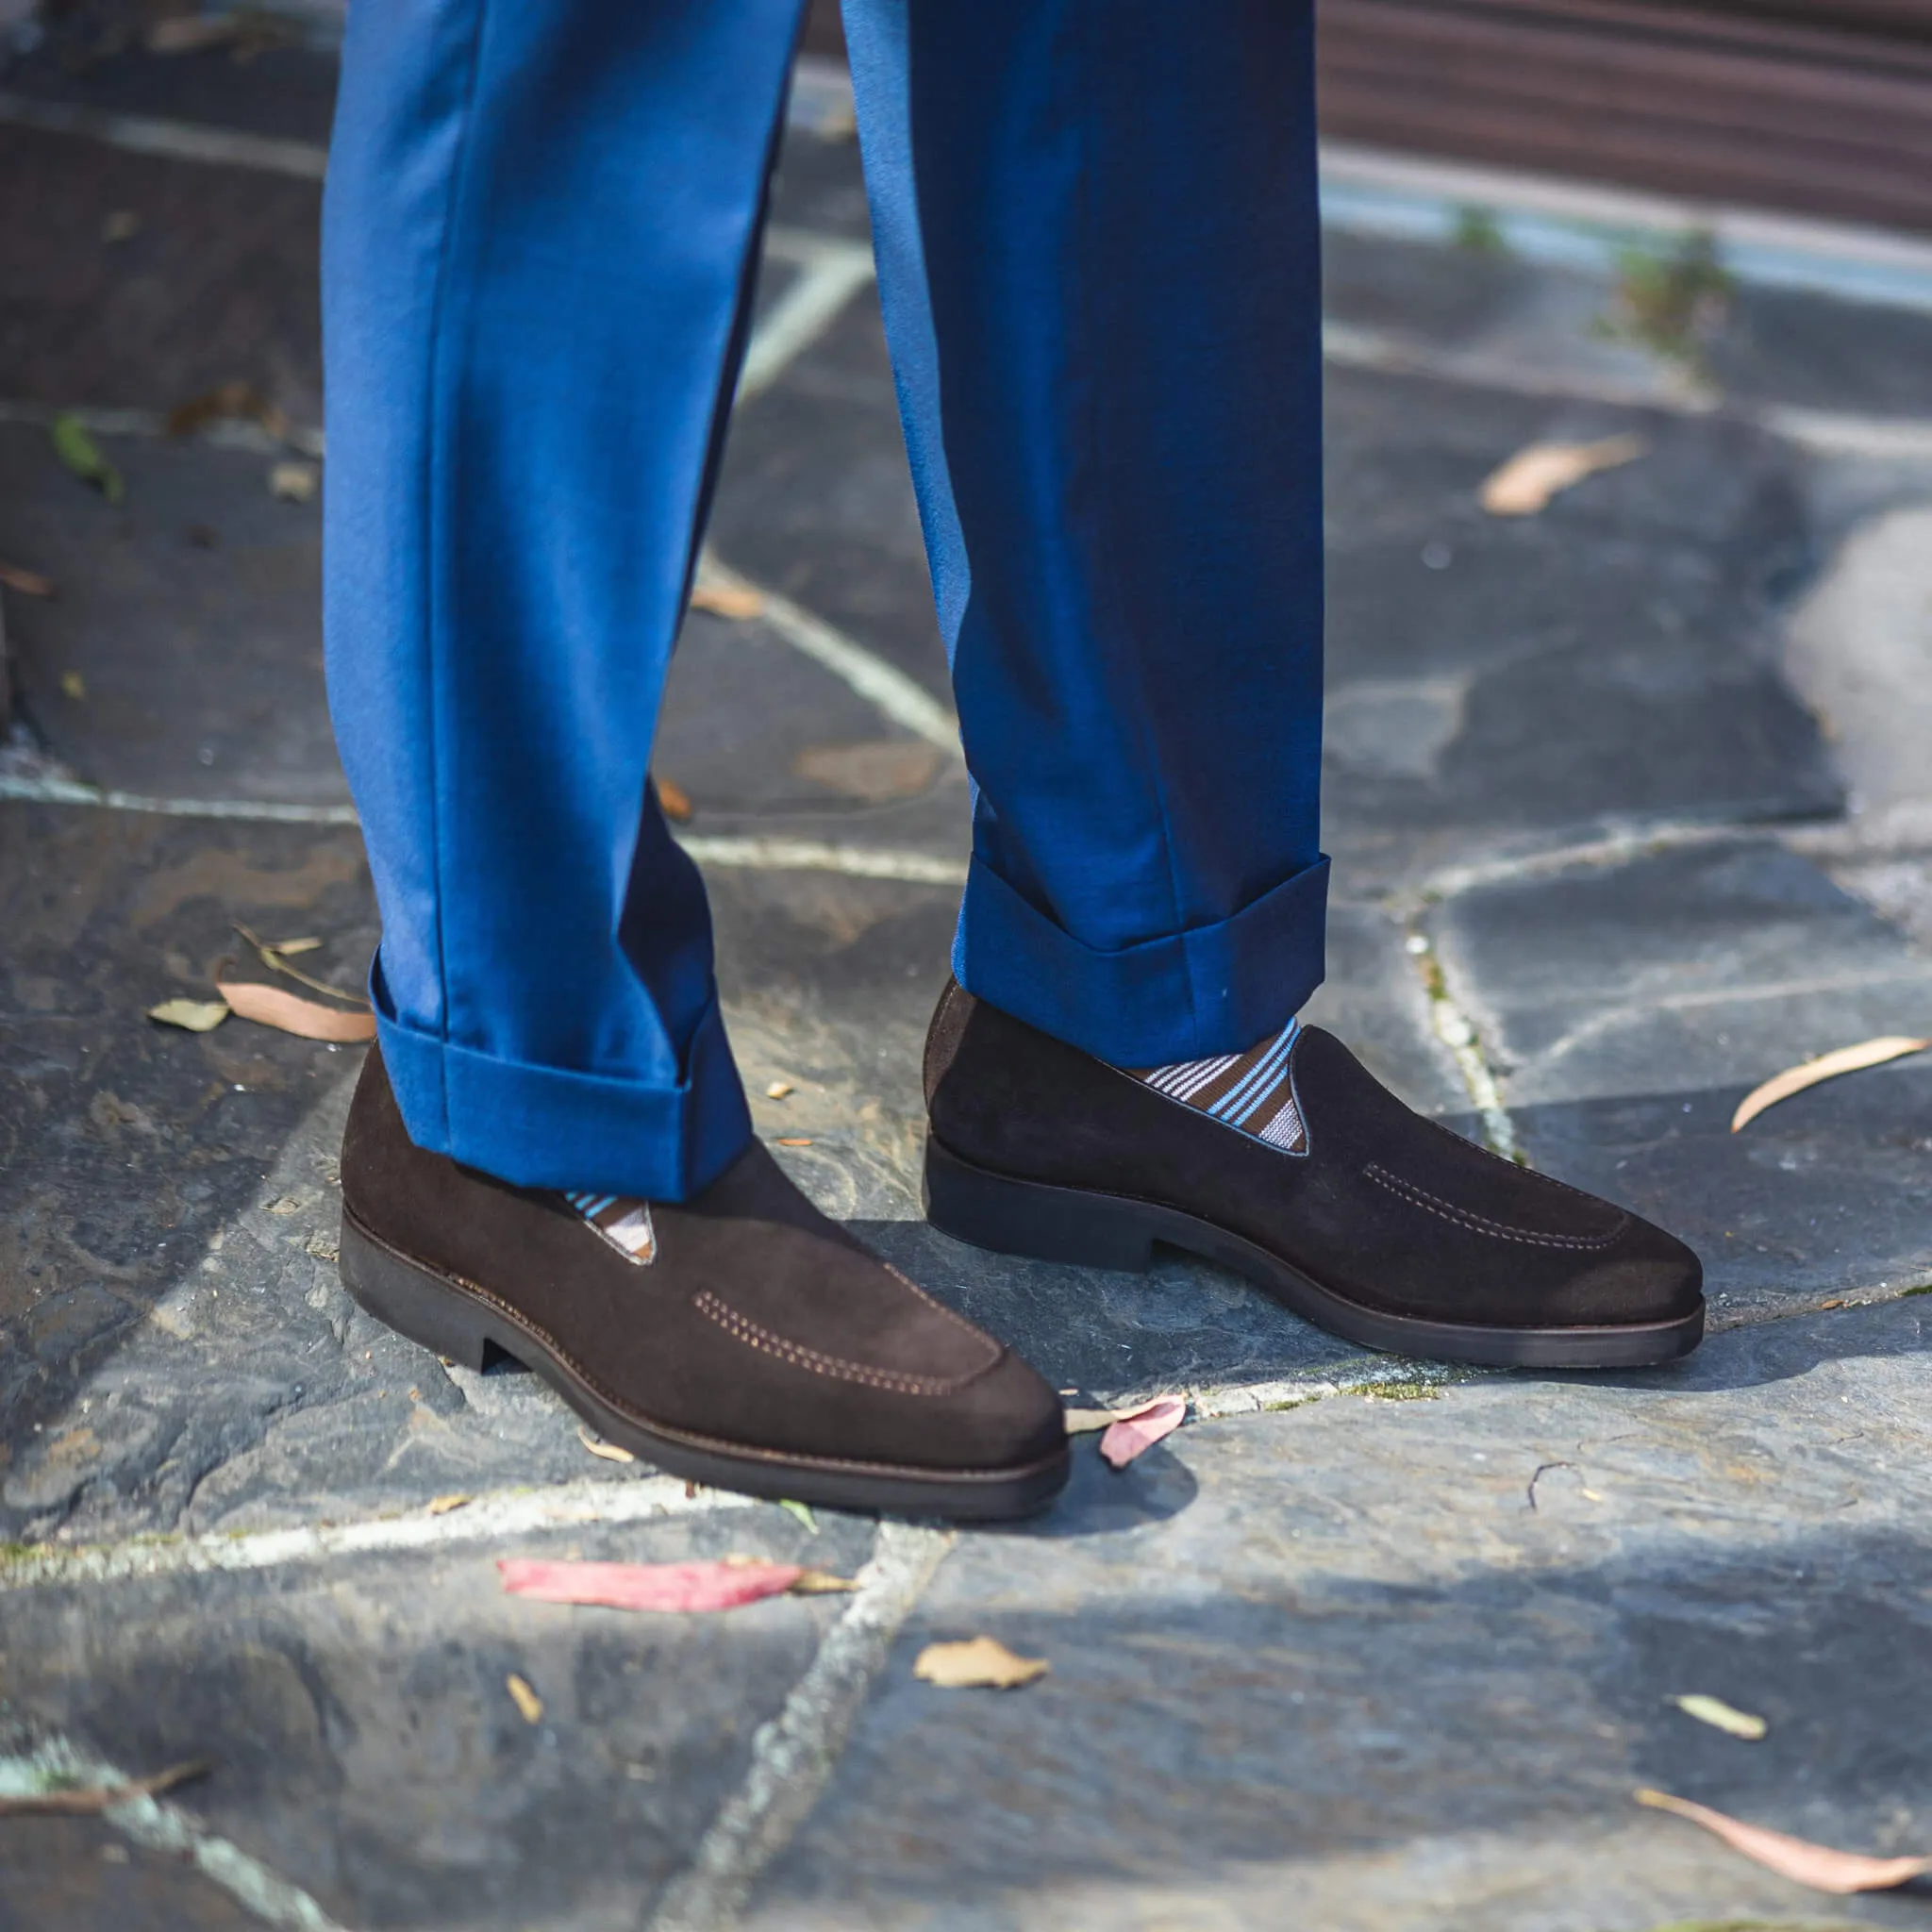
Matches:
[922,981,1704,1369]
[337,1048,1068,1519]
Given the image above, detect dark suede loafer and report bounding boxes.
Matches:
[338,1048,1068,1519]
[922,981,1704,1368]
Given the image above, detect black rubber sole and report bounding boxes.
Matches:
[338,1209,1069,1523]
[923,1138,1704,1371]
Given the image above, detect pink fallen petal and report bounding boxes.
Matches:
[1635,1789,1932,1894]
[498,1557,803,1612]
[1099,1395,1186,1469]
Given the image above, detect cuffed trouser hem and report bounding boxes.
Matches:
[952,853,1330,1068]
[375,995,753,1204]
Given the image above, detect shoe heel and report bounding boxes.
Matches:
[924,1138,1157,1273]
[338,1213,498,1371]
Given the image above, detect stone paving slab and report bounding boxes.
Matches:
[746,1297,1932,1932]
[0,807,376,1511]
[0,119,324,421]
[708,291,950,706]
[1431,839,1932,1316]
[1,1504,877,1931]
[1321,368,1832,881]
[656,603,958,839]
[1,1805,264,1932]
[0,423,335,803]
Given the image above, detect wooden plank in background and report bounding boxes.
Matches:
[1317,0,1932,235]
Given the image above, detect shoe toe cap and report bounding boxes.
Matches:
[1549,1217,1704,1328]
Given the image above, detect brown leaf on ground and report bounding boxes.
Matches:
[764,1079,794,1099]
[775,1137,813,1147]
[656,775,694,823]
[425,1493,471,1516]
[216,981,376,1043]
[1478,434,1647,516]
[166,380,282,440]
[577,1427,636,1464]
[1731,1036,1931,1132]
[1100,1395,1187,1468]
[1635,1789,1932,1893]
[500,1557,805,1612]
[793,741,943,804]
[0,1759,208,1817]
[1671,1693,1768,1740]
[691,581,766,621]
[506,1674,543,1724]
[914,1636,1050,1690]
[0,560,55,597]
[147,997,229,1033]
[146,13,243,52]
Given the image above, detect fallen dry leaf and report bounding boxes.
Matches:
[656,775,693,823]
[0,560,55,597]
[765,1079,794,1100]
[793,741,943,804]
[1100,1395,1187,1469]
[914,1636,1049,1690]
[425,1493,471,1516]
[1064,1395,1174,1437]
[1479,433,1647,516]
[500,1557,805,1612]
[0,1758,208,1818]
[216,980,376,1043]
[51,413,124,505]
[791,1569,858,1594]
[1672,1693,1767,1740]
[167,380,278,440]
[148,997,229,1033]
[506,1674,544,1724]
[269,461,318,503]
[691,581,765,621]
[232,922,366,1005]
[1731,1036,1931,1132]
[577,1426,636,1464]
[1635,1788,1932,1893]
[146,13,244,52]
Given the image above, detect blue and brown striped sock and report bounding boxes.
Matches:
[1125,1013,1307,1152]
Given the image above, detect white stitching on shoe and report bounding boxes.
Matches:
[1363,1163,1624,1250]
[693,1291,995,1395]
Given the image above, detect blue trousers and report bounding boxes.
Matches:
[322,0,1328,1203]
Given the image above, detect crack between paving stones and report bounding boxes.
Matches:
[0,1474,760,1593]
[1403,928,1521,1162]
[643,1520,954,1932]
[0,1724,349,1930]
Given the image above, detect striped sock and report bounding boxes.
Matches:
[1126,1014,1307,1152]
[563,1191,658,1264]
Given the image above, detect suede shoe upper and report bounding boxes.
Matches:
[342,1047,1064,1477]
[924,982,1702,1333]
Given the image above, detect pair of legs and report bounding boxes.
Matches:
[324,0,1703,1521]
[322,0,1329,1200]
